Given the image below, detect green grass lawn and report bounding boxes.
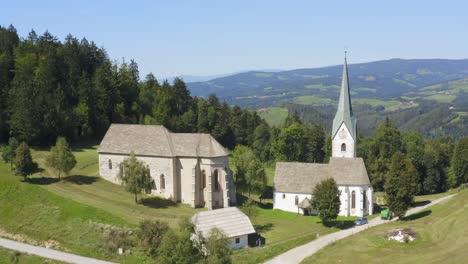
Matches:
[301,188,468,264]
[31,146,204,226]
[0,248,61,264]
[257,107,288,127]
[232,205,358,264]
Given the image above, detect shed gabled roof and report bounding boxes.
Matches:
[98,124,229,158]
[191,207,256,238]
[274,157,370,193]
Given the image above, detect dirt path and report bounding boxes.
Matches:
[264,194,456,264]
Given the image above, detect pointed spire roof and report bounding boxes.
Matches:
[332,55,356,140]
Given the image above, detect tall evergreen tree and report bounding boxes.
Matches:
[450,137,468,187]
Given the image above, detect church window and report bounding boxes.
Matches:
[214,170,219,192]
[295,195,299,205]
[363,191,367,210]
[202,170,206,188]
[108,159,112,170]
[351,191,356,209]
[160,174,165,190]
[282,194,286,199]
[341,143,346,152]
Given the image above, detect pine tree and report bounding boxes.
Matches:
[14,142,36,180]
[384,152,418,218]
[1,137,19,170]
[450,137,468,187]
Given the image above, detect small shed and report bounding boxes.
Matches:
[191,207,255,249]
[298,197,317,215]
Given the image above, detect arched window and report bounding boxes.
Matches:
[214,170,219,192]
[295,195,299,205]
[351,191,356,209]
[363,191,367,210]
[341,143,346,152]
[160,174,165,190]
[282,194,286,199]
[108,159,112,170]
[202,170,206,188]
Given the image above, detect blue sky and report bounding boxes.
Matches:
[2,0,468,79]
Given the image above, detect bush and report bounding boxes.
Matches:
[137,220,170,256]
[102,228,134,254]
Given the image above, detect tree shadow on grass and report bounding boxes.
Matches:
[27,177,60,185]
[322,220,356,230]
[141,196,177,209]
[402,210,431,221]
[63,175,98,185]
[254,223,274,233]
[413,200,431,207]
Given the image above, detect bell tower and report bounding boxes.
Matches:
[331,53,357,158]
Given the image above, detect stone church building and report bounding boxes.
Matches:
[98,124,236,209]
[273,57,374,217]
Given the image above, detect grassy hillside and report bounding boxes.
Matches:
[0,248,60,264]
[31,147,203,225]
[257,107,289,127]
[302,188,468,264]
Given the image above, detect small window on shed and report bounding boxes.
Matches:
[295,195,299,205]
[235,237,240,244]
[108,159,112,170]
[341,143,346,152]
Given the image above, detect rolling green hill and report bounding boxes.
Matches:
[187,59,468,108]
[301,188,468,264]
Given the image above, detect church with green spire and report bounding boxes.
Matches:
[273,56,373,217]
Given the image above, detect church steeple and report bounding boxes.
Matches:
[332,54,357,158]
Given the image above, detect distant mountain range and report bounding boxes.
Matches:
[186,58,468,107]
[166,69,283,83]
[186,58,468,139]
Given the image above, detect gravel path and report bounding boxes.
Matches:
[0,237,116,264]
[265,194,456,264]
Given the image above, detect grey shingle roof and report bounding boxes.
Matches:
[274,157,370,193]
[191,207,256,238]
[332,57,357,140]
[98,124,229,158]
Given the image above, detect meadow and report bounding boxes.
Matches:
[302,188,468,264]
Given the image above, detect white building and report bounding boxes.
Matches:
[191,207,256,249]
[98,124,236,209]
[273,56,373,217]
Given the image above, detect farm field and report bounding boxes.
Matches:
[257,107,288,127]
[302,188,468,264]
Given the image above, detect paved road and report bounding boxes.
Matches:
[0,237,116,264]
[265,194,456,264]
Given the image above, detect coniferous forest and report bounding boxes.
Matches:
[1,25,467,195]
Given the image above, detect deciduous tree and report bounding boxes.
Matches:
[46,137,77,180]
[311,178,341,222]
[117,152,153,203]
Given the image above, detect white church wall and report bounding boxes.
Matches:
[332,123,356,158]
[273,192,312,214]
[98,153,174,200]
[178,158,198,207]
[274,186,373,217]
